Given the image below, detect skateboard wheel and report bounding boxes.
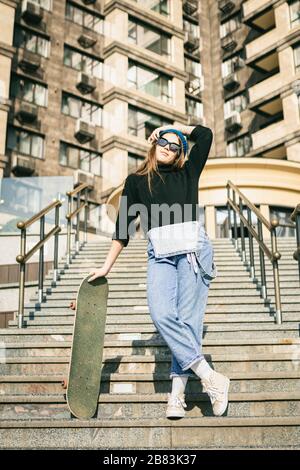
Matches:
[61,379,68,389]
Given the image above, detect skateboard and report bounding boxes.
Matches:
[62,274,109,419]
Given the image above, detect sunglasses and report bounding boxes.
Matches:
[156,137,182,155]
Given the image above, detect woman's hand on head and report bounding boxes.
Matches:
[147,125,171,144]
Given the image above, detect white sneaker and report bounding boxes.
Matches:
[165,392,187,418]
[201,370,230,416]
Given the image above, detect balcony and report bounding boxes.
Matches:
[18,50,41,73]
[11,153,36,176]
[16,101,38,124]
[184,32,200,53]
[21,0,43,25]
[221,33,237,53]
[74,169,95,189]
[74,119,95,143]
[76,72,97,94]
[78,30,98,49]
[218,0,235,15]
[223,72,240,91]
[225,112,242,132]
[182,0,198,16]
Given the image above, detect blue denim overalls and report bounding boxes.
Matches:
[146,221,217,378]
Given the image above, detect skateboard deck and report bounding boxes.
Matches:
[65,274,109,419]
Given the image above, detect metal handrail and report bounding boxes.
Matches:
[226,180,282,324]
[290,204,300,282]
[16,199,62,328]
[65,182,90,265]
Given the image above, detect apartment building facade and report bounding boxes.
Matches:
[0,0,299,239]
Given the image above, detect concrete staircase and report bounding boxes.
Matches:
[0,237,299,449]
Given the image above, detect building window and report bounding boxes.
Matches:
[128,60,172,104]
[128,105,172,140]
[289,0,300,27]
[185,57,202,95]
[220,13,241,38]
[132,0,169,17]
[10,75,48,106]
[7,127,44,159]
[14,26,50,57]
[128,18,170,58]
[185,97,203,119]
[226,134,251,157]
[28,0,52,11]
[293,42,300,72]
[61,92,102,125]
[63,45,102,78]
[128,153,144,174]
[59,142,101,175]
[221,52,244,78]
[65,1,103,33]
[183,19,200,38]
[269,206,295,237]
[224,93,248,118]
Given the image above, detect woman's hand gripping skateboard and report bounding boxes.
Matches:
[69,266,109,311]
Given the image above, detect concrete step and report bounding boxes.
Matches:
[21,303,278,314]
[3,321,300,334]
[0,371,299,395]
[0,391,299,421]
[9,312,300,328]
[2,338,300,358]
[1,352,299,375]
[1,415,299,449]
[26,294,300,308]
[1,326,300,343]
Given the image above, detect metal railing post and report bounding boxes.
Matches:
[239,196,246,263]
[226,184,232,239]
[247,207,255,280]
[75,191,80,254]
[38,215,45,304]
[232,190,238,250]
[270,218,282,324]
[16,224,26,329]
[53,204,60,285]
[66,191,72,265]
[257,219,267,301]
[84,187,88,245]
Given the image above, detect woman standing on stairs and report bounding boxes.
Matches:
[70,123,230,419]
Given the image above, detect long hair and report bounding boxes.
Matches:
[132,140,186,196]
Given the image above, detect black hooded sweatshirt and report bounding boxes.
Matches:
[112,124,213,247]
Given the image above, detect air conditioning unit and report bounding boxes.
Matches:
[233,56,245,71]
[225,111,242,133]
[18,50,41,72]
[185,75,203,96]
[74,119,95,143]
[182,0,198,16]
[16,101,38,123]
[221,33,237,52]
[74,169,95,190]
[218,0,235,15]
[11,153,36,176]
[223,72,239,91]
[21,0,43,24]
[78,31,98,49]
[184,32,199,52]
[76,72,97,94]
